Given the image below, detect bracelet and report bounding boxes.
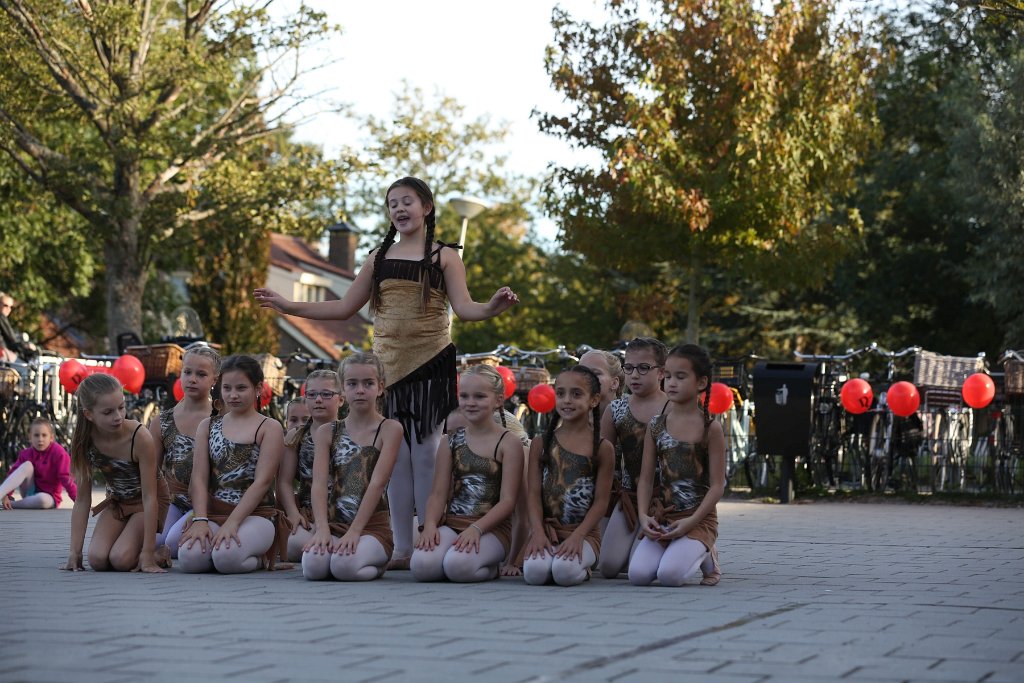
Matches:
[191,517,210,524]
[470,523,483,535]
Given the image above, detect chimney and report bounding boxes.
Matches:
[327,221,359,273]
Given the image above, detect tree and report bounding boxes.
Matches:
[540,0,878,343]
[0,1,335,350]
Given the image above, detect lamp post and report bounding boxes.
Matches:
[448,196,489,258]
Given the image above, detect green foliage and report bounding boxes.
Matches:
[0,1,338,349]
[540,0,878,342]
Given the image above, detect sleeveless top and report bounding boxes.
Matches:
[294,422,316,510]
[610,397,648,491]
[207,416,275,507]
[88,425,155,501]
[648,414,710,512]
[540,436,597,526]
[159,410,195,509]
[447,427,508,517]
[373,243,459,443]
[328,419,388,524]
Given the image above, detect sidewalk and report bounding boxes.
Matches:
[1,499,1022,683]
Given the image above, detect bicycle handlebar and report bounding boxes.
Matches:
[1000,349,1024,364]
[794,346,872,362]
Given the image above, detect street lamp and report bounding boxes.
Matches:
[448,196,490,257]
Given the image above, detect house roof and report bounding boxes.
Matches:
[268,233,370,359]
[270,233,356,279]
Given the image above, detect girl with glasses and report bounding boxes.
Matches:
[598,337,669,579]
[277,369,343,562]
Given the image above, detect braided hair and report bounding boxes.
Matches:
[370,177,437,313]
[541,365,603,465]
[666,343,714,448]
[462,365,508,427]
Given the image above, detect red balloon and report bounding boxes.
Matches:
[299,382,306,397]
[887,381,920,417]
[113,354,146,394]
[173,378,185,402]
[59,359,88,394]
[527,383,556,414]
[495,366,516,400]
[259,382,272,409]
[840,378,873,415]
[962,372,995,409]
[704,382,734,415]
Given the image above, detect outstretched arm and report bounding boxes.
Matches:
[440,248,518,321]
[254,257,374,321]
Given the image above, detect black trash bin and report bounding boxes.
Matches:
[752,361,818,502]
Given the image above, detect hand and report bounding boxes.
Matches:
[286,511,311,534]
[135,551,167,574]
[212,520,240,550]
[303,526,333,555]
[179,520,212,552]
[62,551,85,571]
[639,514,663,541]
[2,495,12,510]
[253,287,291,314]
[487,286,519,316]
[333,530,361,556]
[524,530,553,560]
[415,524,440,551]
[451,525,481,553]
[659,517,693,541]
[554,533,584,562]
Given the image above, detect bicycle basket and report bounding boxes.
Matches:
[913,351,984,390]
[514,366,551,395]
[713,362,747,391]
[126,344,184,383]
[0,365,23,400]
[1006,360,1024,396]
[253,353,286,395]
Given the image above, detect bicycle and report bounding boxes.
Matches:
[711,354,760,490]
[914,350,987,493]
[993,350,1024,494]
[794,346,875,491]
[0,354,76,469]
[863,344,924,493]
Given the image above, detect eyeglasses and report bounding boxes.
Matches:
[623,363,661,375]
[305,390,340,400]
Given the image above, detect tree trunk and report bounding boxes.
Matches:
[103,217,145,353]
[684,253,700,344]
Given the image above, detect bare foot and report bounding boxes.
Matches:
[499,564,522,577]
[154,544,173,569]
[386,555,411,571]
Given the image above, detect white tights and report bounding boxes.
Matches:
[410,526,505,582]
[156,504,188,557]
[597,502,642,579]
[523,543,597,587]
[287,525,314,563]
[387,425,442,559]
[301,535,388,581]
[177,516,275,574]
[0,462,56,509]
[628,536,708,586]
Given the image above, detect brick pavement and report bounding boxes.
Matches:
[1,497,1022,683]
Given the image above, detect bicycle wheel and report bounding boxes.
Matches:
[931,412,957,493]
[867,412,890,492]
[808,412,831,490]
[842,431,867,489]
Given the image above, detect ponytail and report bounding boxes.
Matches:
[370,225,398,312]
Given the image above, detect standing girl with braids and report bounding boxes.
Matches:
[412,365,523,582]
[278,369,343,562]
[177,355,285,573]
[522,365,614,587]
[598,337,668,578]
[64,373,169,573]
[629,344,724,587]
[255,177,518,567]
[151,345,220,559]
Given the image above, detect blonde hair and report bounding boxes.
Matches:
[183,345,222,374]
[584,349,625,398]
[462,365,508,428]
[305,369,341,389]
[30,416,54,434]
[70,373,123,482]
[338,352,386,412]
[284,370,341,448]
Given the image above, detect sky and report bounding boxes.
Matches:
[282,0,608,215]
